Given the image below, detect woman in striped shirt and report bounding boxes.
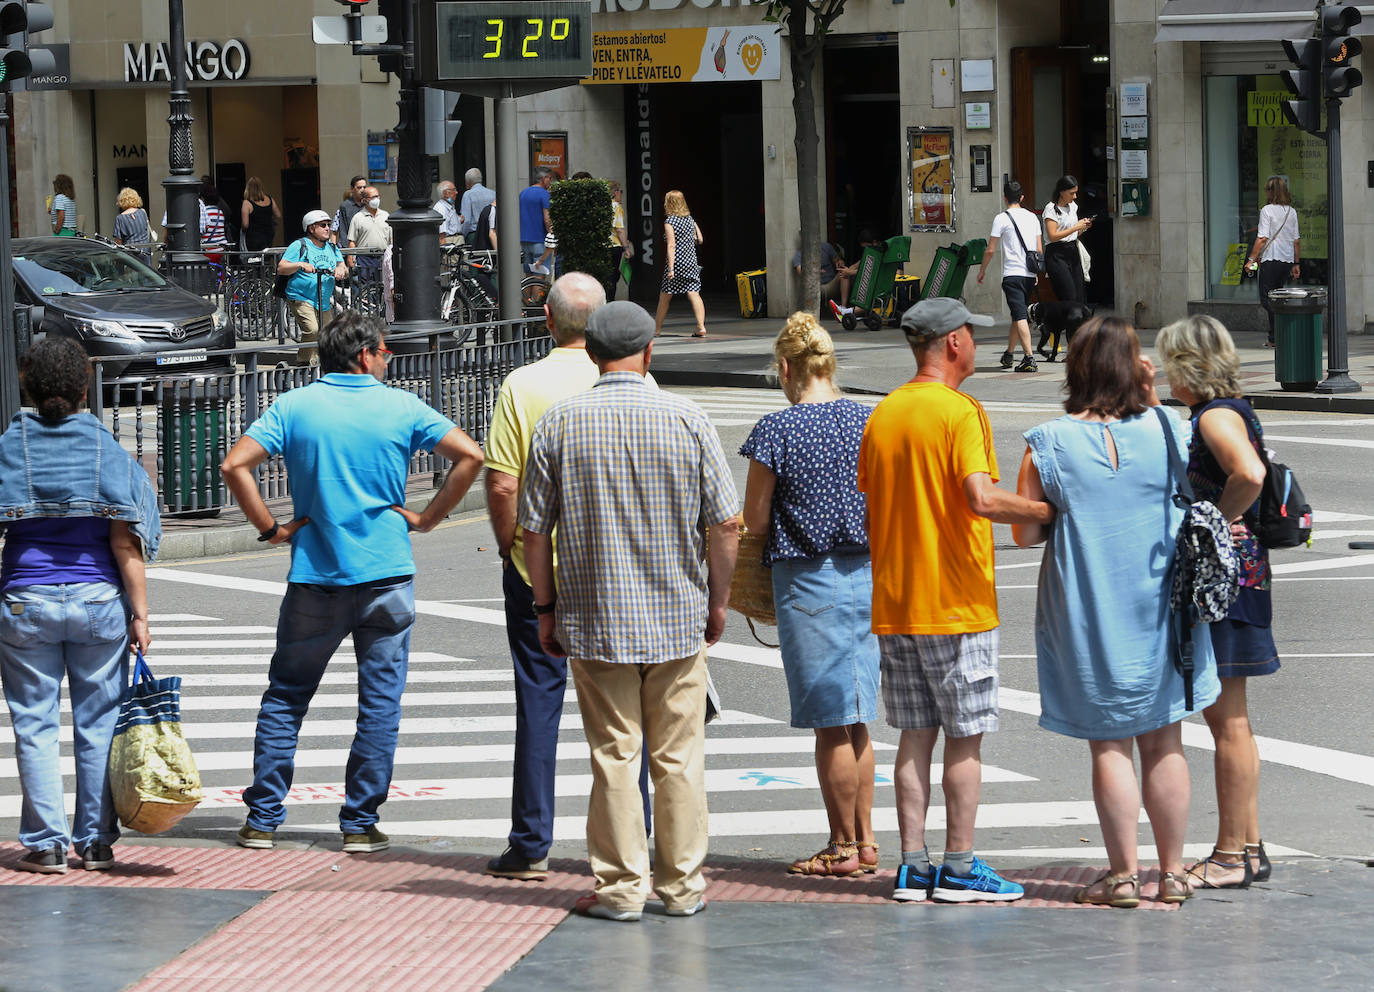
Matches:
[199,184,228,266]
[50,174,77,236]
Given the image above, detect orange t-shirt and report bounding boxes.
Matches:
[858,382,999,635]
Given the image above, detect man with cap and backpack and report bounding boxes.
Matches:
[277,209,348,366]
[518,300,739,922]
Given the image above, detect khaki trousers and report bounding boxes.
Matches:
[570,647,708,913]
[287,299,335,366]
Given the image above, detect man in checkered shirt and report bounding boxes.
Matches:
[519,300,739,923]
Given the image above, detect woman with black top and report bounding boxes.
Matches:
[240,176,282,251]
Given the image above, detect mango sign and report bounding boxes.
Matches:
[583,27,780,84]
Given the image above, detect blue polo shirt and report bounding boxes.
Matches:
[245,373,455,585]
[518,184,550,243]
[283,237,344,310]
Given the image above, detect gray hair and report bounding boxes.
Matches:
[546,272,606,346]
[465,167,483,186]
[533,166,552,184]
[438,180,456,195]
[319,311,384,373]
[1157,314,1242,402]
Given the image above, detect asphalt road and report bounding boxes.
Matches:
[2,385,1371,873]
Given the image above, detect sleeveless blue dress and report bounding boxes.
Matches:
[1025,409,1220,740]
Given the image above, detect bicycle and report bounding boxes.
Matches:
[441,244,550,344]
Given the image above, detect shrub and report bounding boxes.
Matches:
[549,178,613,284]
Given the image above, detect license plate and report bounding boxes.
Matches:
[155,350,207,366]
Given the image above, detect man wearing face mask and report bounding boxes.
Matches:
[434,180,462,245]
[347,186,393,287]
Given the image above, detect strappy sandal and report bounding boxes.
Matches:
[1158,872,1192,904]
[787,841,863,877]
[856,841,879,874]
[1246,841,1272,883]
[1073,871,1140,908]
[1184,850,1253,889]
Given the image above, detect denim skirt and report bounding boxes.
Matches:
[771,552,881,729]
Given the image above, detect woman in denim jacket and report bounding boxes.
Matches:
[0,337,160,875]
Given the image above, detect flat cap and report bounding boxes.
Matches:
[585,300,656,359]
[900,297,994,342]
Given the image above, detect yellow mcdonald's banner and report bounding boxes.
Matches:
[584,27,781,85]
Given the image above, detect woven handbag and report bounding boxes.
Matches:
[729,526,778,646]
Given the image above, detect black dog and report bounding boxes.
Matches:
[1030,301,1094,362]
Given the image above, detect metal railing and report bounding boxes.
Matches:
[88,318,552,517]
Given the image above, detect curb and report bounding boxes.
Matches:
[155,487,489,562]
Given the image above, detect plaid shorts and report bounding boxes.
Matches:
[879,629,1000,736]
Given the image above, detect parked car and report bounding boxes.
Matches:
[12,235,233,383]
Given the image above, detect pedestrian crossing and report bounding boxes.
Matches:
[669,386,1062,428]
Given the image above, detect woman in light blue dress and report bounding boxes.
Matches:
[1013,316,1219,908]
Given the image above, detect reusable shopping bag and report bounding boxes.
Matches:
[108,650,203,834]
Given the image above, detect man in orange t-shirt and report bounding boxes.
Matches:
[859,297,1054,905]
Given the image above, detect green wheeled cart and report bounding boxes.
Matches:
[1269,287,1325,391]
[159,376,228,518]
[921,237,987,302]
[840,236,911,331]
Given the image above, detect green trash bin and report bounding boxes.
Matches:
[922,237,987,301]
[160,377,227,517]
[1269,287,1325,391]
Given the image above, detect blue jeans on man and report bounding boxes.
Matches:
[0,581,129,852]
[503,563,649,861]
[243,576,415,834]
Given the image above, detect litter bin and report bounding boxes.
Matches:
[1269,286,1325,391]
[159,376,228,517]
[922,237,987,301]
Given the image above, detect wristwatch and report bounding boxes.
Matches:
[257,522,280,542]
[532,600,557,616]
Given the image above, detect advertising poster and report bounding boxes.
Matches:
[908,127,955,233]
[584,27,781,85]
[1253,77,1327,260]
[529,132,568,181]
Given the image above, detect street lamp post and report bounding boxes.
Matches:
[160,0,209,294]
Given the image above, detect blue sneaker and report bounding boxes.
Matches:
[932,856,1024,903]
[892,862,937,902]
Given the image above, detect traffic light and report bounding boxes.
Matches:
[376,0,406,75]
[422,87,461,155]
[1281,38,1323,134]
[1321,4,1363,99]
[0,2,55,91]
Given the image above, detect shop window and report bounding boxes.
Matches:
[1204,74,1327,300]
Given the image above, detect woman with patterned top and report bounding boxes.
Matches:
[653,190,706,338]
[1158,315,1278,891]
[740,312,881,877]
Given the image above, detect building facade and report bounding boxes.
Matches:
[15,0,1373,334]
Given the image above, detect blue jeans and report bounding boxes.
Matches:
[0,581,129,851]
[503,563,649,859]
[244,577,415,834]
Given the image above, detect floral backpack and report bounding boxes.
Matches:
[1155,407,1239,709]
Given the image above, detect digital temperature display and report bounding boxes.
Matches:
[422,1,592,81]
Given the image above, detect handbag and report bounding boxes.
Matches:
[108,650,203,834]
[1077,238,1091,283]
[1005,210,1045,274]
[1156,407,1239,710]
[272,238,307,299]
[725,522,778,646]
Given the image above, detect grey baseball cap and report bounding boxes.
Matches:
[584,300,656,359]
[900,297,994,341]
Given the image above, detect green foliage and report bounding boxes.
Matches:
[549,179,613,283]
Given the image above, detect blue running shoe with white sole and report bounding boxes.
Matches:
[892,862,937,902]
[932,856,1024,903]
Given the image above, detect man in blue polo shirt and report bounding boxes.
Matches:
[519,167,553,275]
[220,312,485,855]
[277,209,348,366]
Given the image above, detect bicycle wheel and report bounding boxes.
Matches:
[520,276,549,316]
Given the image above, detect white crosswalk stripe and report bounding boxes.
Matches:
[665,386,1069,428]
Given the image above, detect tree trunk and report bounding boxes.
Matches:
[789,0,822,315]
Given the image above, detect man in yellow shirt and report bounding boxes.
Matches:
[483,273,654,881]
[859,297,1054,905]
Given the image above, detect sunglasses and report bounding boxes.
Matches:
[373,345,394,365]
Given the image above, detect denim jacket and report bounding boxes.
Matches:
[0,412,162,561]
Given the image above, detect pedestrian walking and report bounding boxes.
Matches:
[220,312,484,855]
[1013,316,1220,907]
[199,184,229,267]
[240,176,281,251]
[278,209,348,367]
[859,297,1054,904]
[483,273,652,881]
[740,312,881,877]
[976,180,1042,372]
[0,338,161,875]
[654,190,706,338]
[605,180,633,301]
[112,187,154,261]
[520,300,739,921]
[1158,315,1278,890]
[1246,176,1301,347]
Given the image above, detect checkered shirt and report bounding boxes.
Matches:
[519,372,739,664]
